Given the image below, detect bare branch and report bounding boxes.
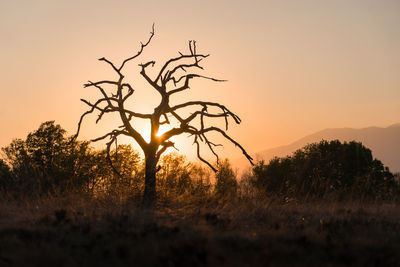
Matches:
[160,113,170,125]
[106,135,122,177]
[194,135,217,172]
[159,127,185,142]
[196,126,253,165]
[139,60,155,69]
[202,134,220,166]
[168,74,226,95]
[71,105,96,143]
[91,129,130,142]
[155,53,209,85]
[80,98,115,112]
[139,61,161,91]
[170,110,184,123]
[84,81,116,107]
[116,92,148,151]
[80,98,151,121]
[84,80,119,88]
[164,57,204,83]
[182,110,229,125]
[124,110,152,119]
[98,57,123,78]
[119,23,155,71]
[169,101,241,124]
[121,83,134,101]
[156,140,177,160]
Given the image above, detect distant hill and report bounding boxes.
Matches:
[236,123,400,173]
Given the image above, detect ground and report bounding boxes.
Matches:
[0,195,399,266]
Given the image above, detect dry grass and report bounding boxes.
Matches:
[1,193,400,266]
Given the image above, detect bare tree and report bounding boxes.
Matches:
[73,25,253,206]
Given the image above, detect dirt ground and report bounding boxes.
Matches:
[1,196,400,266]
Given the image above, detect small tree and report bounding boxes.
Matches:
[2,121,95,193]
[215,159,238,197]
[73,25,253,206]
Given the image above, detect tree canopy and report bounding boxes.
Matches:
[252,140,396,199]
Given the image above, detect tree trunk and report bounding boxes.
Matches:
[142,152,157,207]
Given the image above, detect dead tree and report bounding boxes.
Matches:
[74,25,253,206]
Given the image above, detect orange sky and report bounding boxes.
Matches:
[1,0,399,163]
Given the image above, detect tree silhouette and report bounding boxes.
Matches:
[73,25,253,205]
[252,140,396,198]
[2,121,96,193]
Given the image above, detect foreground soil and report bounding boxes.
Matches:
[0,195,400,266]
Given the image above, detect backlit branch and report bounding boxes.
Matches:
[194,135,217,172]
[119,23,155,72]
[195,126,253,166]
[169,101,241,130]
[156,140,177,161]
[168,74,226,95]
[154,40,209,86]
[155,54,209,86]
[97,24,155,78]
[98,57,122,77]
[139,61,161,92]
[106,135,121,177]
[80,99,114,123]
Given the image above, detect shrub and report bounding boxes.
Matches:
[0,159,11,190]
[215,159,238,197]
[0,121,140,195]
[252,140,397,199]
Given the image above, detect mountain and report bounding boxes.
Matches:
[236,123,400,173]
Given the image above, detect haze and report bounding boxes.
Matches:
[1,0,399,161]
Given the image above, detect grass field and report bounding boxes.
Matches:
[1,194,400,267]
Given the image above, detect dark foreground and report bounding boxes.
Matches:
[1,195,400,267]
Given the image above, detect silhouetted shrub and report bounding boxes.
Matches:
[156,153,212,200]
[0,159,11,190]
[1,121,104,194]
[92,145,143,197]
[190,163,213,197]
[215,159,238,197]
[158,153,193,196]
[252,140,397,199]
[395,173,400,183]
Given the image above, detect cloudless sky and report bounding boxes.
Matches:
[1,0,399,163]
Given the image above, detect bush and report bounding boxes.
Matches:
[156,153,213,200]
[0,159,11,190]
[252,140,397,199]
[2,121,83,193]
[88,144,143,196]
[0,121,139,195]
[215,159,238,197]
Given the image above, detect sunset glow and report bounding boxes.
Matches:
[1,0,399,163]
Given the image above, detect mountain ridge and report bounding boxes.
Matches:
[236,123,400,173]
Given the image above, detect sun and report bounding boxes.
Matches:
[141,124,171,144]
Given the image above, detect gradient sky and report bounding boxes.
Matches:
[1,0,399,162]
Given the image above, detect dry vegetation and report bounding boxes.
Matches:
[1,192,400,267]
